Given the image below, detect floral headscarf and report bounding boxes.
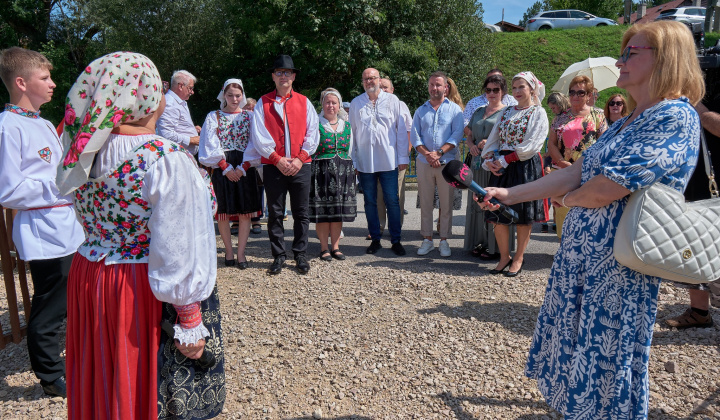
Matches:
[217,78,247,109]
[56,52,163,195]
[513,71,545,106]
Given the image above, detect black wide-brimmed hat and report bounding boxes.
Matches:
[270,54,298,73]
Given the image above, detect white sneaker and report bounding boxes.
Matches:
[439,240,451,257]
[417,239,435,256]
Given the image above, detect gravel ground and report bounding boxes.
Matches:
[1,190,719,419]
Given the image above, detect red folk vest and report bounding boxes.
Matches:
[260,90,310,164]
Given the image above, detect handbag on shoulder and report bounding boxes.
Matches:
[613,131,720,284]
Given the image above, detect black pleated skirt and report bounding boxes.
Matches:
[211,150,261,216]
[485,152,547,225]
[309,156,357,223]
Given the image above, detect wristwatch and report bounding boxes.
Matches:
[438,149,444,157]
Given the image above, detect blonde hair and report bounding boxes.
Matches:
[547,92,570,115]
[621,21,704,108]
[446,77,464,110]
[0,47,53,91]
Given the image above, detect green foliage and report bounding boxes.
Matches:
[3,0,492,123]
[493,25,628,114]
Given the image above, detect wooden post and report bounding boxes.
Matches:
[0,206,30,348]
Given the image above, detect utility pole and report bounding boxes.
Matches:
[624,0,633,25]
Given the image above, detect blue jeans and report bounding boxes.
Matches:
[358,169,402,243]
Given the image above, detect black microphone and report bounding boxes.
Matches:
[441,160,519,223]
[161,320,216,369]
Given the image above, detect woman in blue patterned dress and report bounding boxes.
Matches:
[479,21,705,419]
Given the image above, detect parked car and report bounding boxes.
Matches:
[525,10,617,31]
[656,7,707,25]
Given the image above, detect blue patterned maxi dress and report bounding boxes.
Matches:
[525,98,700,419]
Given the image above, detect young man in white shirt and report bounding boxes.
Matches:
[0,47,84,398]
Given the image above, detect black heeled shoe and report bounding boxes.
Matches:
[489,259,512,275]
[225,258,236,267]
[505,261,524,277]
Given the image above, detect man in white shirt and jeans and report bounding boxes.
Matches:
[157,70,201,155]
[349,68,409,256]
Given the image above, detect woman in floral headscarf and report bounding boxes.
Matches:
[58,52,224,419]
[477,71,549,277]
[199,78,261,269]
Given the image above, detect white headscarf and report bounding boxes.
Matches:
[513,71,545,106]
[217,78,247,109]
[319,88,348,122]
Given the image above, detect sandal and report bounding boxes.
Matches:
[664,308,714,329]
[319,250,332,261]
[331,249,346,260]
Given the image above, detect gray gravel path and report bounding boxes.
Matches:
[1,190,719,419]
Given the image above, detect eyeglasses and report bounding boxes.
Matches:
[274,70,294,77]
[619,45,655,63]
[568,89,587,97]
[608,100,624,107]
[181,83,195,93]
[485,87,501,94]
[363,76,379,83]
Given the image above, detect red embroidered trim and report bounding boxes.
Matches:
[241,161,251,171]
[218,159,229,171]
[269,152,283,165]
[297,150,309,162]
[504,152,519,163]
[174,302,202,329]
[26,203,73,211]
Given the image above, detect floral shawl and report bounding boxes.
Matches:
[56,52,163,195]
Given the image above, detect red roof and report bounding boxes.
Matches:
[618,0,707,25]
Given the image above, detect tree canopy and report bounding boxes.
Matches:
[1,0,497,124]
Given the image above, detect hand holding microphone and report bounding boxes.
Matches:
[441,160,519,223]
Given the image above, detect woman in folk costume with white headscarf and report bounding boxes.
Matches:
[478,71,549,277]
[58,52,225,420]
[199,78,261,269]
[309,88,357,261]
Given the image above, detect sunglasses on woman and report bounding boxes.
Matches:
[619,45,655,63]
[608,100,624,107]
[485,87,501,94]
[568,89,586,97]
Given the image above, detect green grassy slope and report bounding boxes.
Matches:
[490,25,628,109]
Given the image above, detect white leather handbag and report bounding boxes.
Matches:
[614,132,720,284]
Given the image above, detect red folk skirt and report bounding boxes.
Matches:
[66,254,161,420]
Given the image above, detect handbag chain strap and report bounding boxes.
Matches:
[700,130,718,198]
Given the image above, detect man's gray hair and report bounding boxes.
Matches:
[171,70,197,87]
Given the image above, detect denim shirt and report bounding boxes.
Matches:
[411,98,464,164]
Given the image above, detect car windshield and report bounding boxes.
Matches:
[659,9,678,15]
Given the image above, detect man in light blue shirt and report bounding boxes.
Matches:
[411,71,464,257]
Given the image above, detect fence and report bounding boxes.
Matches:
[0,206,32,349]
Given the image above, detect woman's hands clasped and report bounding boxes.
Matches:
[174,338,206,360]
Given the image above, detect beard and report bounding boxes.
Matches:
[365,86,379,94]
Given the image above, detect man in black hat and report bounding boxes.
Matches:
[242,55,319,274]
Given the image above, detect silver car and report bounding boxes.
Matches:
[525,10,617,31]
[656,7,706,25]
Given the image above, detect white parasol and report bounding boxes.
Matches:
[552,57,620,93]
